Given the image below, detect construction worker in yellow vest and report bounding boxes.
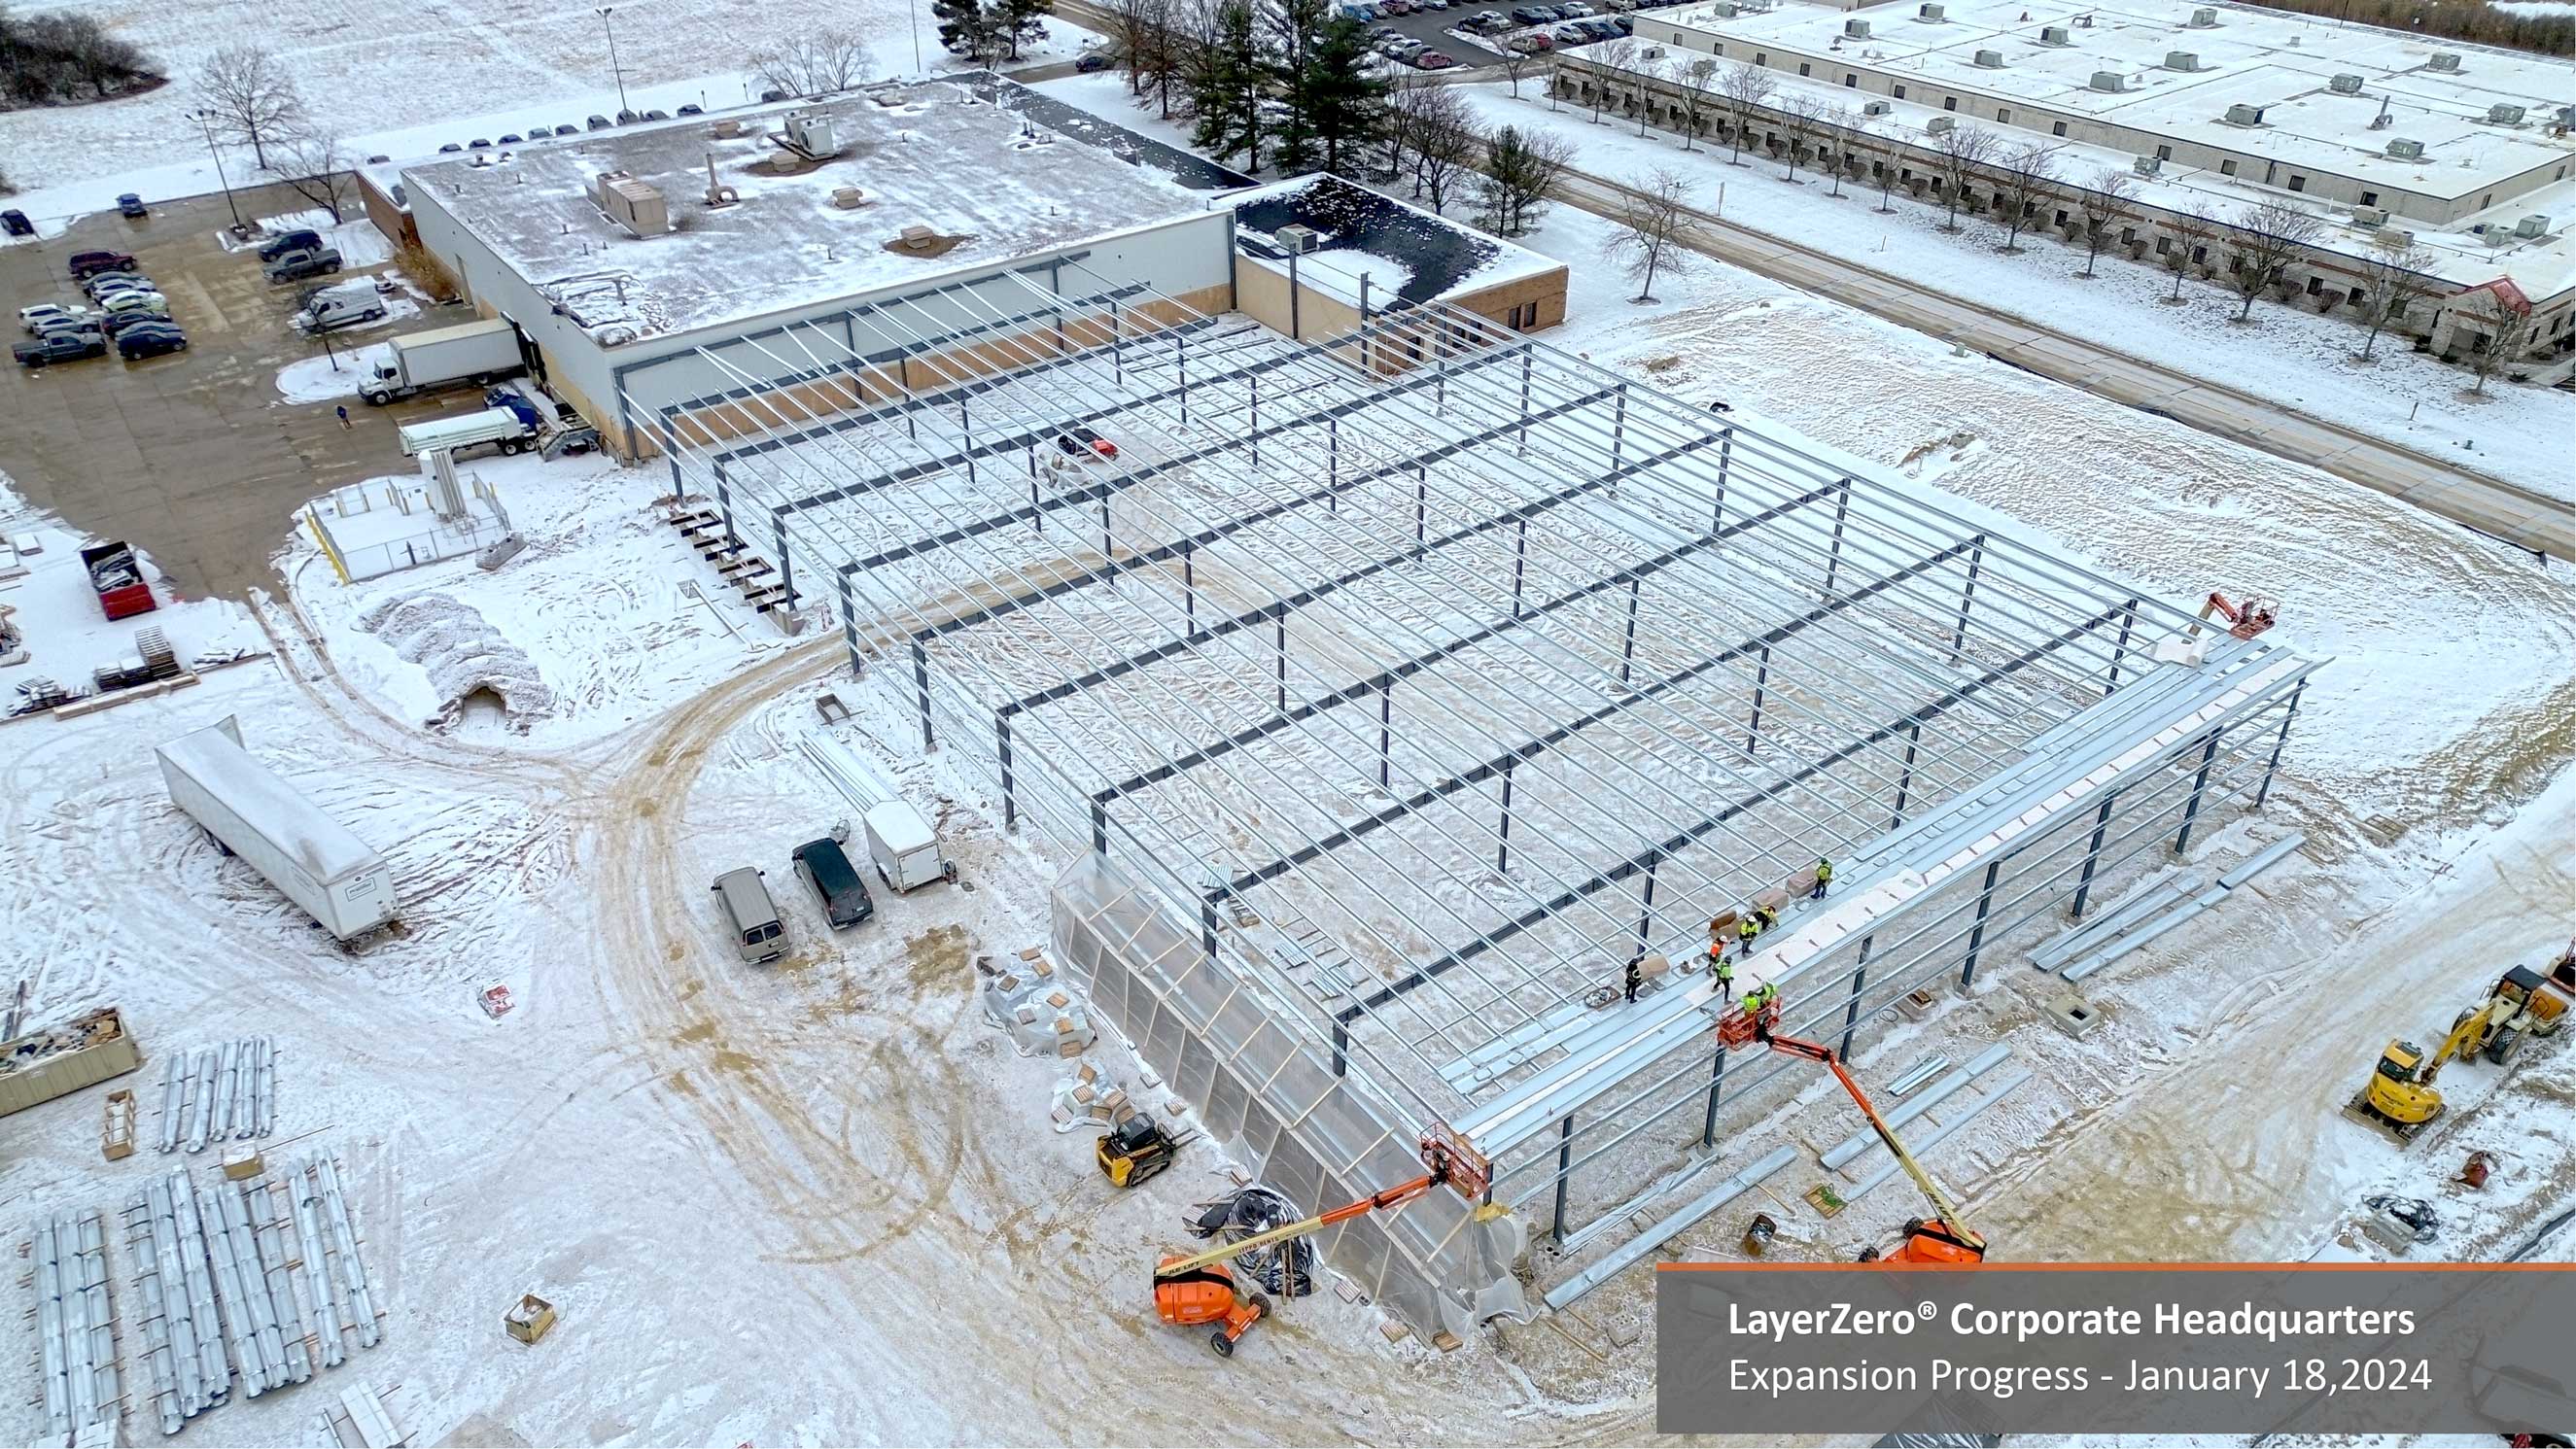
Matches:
[1740,981,1779,1020]
[1736,913,1762,953]
[1712,950,1735,996]
[1812,857,1834,900]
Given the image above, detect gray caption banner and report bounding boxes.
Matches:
[1656,1265,2573,1435]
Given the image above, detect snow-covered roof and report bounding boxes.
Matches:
[1653,0,2576,199]
[155,719,386,886]
[1230,174,1565,307]
[401,81,1207,344]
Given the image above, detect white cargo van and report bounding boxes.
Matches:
[155,716,399,940]
[862,801,951,892]
[304,283,387,331]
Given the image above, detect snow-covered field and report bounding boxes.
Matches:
[0,43,2568,1449]
[0,1,1102,232]
[1451,82,2576,499]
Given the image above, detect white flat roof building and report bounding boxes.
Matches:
[401,80,1238,453]
[1637,0,2576,224]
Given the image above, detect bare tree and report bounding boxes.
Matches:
[1776,90,1826,183]
[1587,39,1636,124]
[1387,77,1481,215]
[2221,199,2328,321]
[1810,101,1858,196]
[1668,56,1718,153]
[1716,60,1773,164]
[1495,47,1536,100]
[2352,235,2437,362]
[1479,122,1576,235]
[1603,168,1702,302]
[1871,135,1901,211]
[273,125,353,224]
[1990,139,2061,252]
[2159,208,2215,302]
[2454,290,2538,396]
[1928,121,1997,231]
[2076,166,2138,277]
[749,30,874,95]
[196,44,301,170]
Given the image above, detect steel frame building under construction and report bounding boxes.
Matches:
[627,257,2317,1339]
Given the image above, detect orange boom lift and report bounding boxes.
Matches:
[1151,1134,1486,1357]
[1723,998,1988,1265]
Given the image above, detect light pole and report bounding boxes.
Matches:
[909,0,923,75]
[191,109,244,232]
[596,7,630,118]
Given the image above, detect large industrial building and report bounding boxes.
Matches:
[399,81,1568,458]
[1600,0,2575,354]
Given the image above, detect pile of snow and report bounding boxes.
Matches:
[275,347,388,404]
[356,592,553,732]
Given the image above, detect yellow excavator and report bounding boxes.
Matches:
[2348,965,2567,1143]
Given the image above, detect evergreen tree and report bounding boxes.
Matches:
[1299,17,1384,173]
[997,0,1055,60]
[1187,0,1266,173]
[1266,0,1329,171]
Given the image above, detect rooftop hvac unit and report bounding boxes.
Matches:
[2349,206,2388,226]
[2426,52,2459,72]
[591,170,669,235]
[711,118,749,139]
[1862,98,1894,116]
[1917,2,1945,18]
[2038,23,2070,44]
[2487,103,2525,124]
[2328,73,2363,94]
[1844,17,1871,37]
[1973,49,2003,67]
[2559,105,2576,126]
[2484,226,2514,247]
[1710,1,1738,16]
[1275,224,1320,255]
[2187,6,2217,24]
[1926,115,1956,134]
[2133,154,2161,175]
[2090,70,2128,92]
[2374,224,2415,248]
[1642,43,1666,58]
[2167,51,2203,71]
[2223,102,2265,124]
[2385,137,2423,159]
[2517,213,2551,238]
[781,109,841,158]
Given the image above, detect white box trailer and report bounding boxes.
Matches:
[155,716,398,941]
[863,800,951,892]
[361,318,523,405]
[397,406,537,458]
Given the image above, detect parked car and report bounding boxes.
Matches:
[101,308,172,338]
[644,108,669,121]
[81,269,150,295]
[304,286,388,331]
[586,114,612,130]
[1075,52,1112,71]
[67,250,137,280]
[0,209,32,237]
[498,132,522,145]
[1508,30,1553,49]
[438,142,464,153]
[1552,22,1587,41]
[1372,22,1401,37]
[114,323,187,360]
[1389,39,1427,57]
[710,867,785,964]
[1416,49,1457,66]
[264,248,342,283]
[615,108,639,123]
[15,330,106,365]
[676,102,703,116]
[20,302,94,332]
[791,837,876,929]
[1426,0,1452,10]
[116,193,148,219]
[97,291,169,319]
[366,153,392,163]
[1612,14,1633,31]
[1560,2,1593,15]
[553,123,580,136]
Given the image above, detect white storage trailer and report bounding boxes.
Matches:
[361,318,523,404]
[398,406,537,458]
[155,716,398,940]
[863,801,949,892]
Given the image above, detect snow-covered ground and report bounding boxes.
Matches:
[0,45,2568,1449]
[0,2,1101,235]
[1452,82,2576,500]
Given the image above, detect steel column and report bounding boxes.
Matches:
[1890,719,1923,828]
[2253,679,2304,809]
[1699,1046,1727,1148]
[2174,730,2225,854]
[1551,1115,1576,1242]
[1497,762,1516,875]
[1619,576,1642,685]
[912,638,933,750]
[1746,642,1771,752]
[1960,858,2002,988]
[1947,535,1985,663]
[2106,597,2139,696]
[1822,477,1853,595]
[997,711,1016,828]
[2070,790,2118,919]
[1840,934,1874,1058]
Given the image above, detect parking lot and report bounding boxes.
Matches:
[1353,0,1641,68]
[0,186,471,602]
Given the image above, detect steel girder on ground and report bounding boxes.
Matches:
[623,272,2313,1231]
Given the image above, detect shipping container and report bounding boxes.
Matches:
[155,716,398,940]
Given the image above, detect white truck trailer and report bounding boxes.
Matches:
[799,735,954,891]
[156,717,398,941]
[398,405,538,459]
[360,318,522,405]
